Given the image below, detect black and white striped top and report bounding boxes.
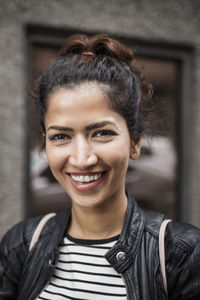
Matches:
[36,234,127,300]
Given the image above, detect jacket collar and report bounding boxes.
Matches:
[105,193,144,273]
[48,193,144,274]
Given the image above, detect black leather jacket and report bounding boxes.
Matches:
[1,195,200,300]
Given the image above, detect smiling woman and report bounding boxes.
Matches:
[45,85,132,220]
[1,34,200,300]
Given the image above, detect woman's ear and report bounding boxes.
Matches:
[130,137,142,160]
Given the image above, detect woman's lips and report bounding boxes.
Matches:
[67,172,106,192]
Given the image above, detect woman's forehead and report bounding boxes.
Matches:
[45,85,127,132]
[47,83,111,113]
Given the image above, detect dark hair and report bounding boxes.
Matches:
[37,34,153,142]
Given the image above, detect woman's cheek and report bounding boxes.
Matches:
[46,146,67,171]
[98,146,129,169]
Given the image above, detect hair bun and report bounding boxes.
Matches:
[59,33,153,111]
[59,34,89,56]
[59,34,134,65]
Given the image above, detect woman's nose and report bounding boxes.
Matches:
[68,138,98,169]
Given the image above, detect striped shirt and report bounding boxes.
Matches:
[36,234,127,300]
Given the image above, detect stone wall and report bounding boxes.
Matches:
[0,0,200,238]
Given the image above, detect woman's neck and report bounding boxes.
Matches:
[68,193,128,240]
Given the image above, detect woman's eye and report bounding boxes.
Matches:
[93,130,117,138]
[49,133,70,141]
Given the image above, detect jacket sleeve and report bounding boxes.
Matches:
[0,223,29,299]
[170,241,200,299]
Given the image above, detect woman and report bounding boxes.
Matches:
[0,34,200,300]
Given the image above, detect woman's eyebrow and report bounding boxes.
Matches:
[47,125,73,132]
[47,121,116,132]
[85,121,116,131]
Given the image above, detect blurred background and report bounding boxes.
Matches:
[0,0,200,239]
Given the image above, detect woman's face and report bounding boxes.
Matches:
[45,83,137,209]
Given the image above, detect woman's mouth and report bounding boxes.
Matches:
[67,172,106,192]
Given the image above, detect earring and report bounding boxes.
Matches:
[130,152,137,159]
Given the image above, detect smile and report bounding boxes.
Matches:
[70,173,102,184]
[67,172,106,192]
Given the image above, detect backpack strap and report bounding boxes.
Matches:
[29,213,56,252]
[159,219,172,296]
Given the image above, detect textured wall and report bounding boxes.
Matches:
[0,0,200,238]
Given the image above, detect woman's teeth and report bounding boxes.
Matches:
[70,173,102,183]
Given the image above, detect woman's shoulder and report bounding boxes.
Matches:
[0,210,69,255]
[165,222,200,298]
[142,208,200,251]
[0,215,44,254]
[166,221,200,252]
